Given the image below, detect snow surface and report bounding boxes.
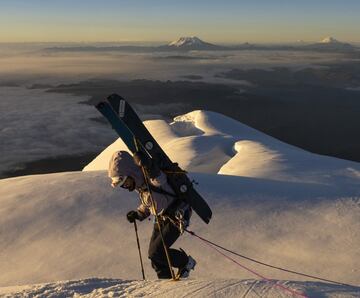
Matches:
[0,170,359,296]
[1,110,359,297]
[84,110,360,187]
[1,278,359,297]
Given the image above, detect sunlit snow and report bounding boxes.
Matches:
[0,110,359,297]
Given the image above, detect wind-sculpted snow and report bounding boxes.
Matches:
[84,110,360,188]
[1,110,360,296]
[1,278,359,297]
[0,170,359,289]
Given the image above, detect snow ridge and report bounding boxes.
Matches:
[85,110,360,189]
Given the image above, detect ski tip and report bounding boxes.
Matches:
[207,214,212,224]
[202,214,212,224]
[95,102,106,110]
[106,94,126,116]
[107,93,125,100]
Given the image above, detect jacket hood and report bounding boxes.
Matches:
[108,150,144,187]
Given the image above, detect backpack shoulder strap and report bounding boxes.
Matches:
[148,184,177,198]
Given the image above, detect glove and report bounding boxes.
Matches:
[126,210,139,223]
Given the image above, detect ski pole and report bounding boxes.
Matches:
[140,161,176,280]
[133,220,146,280]
[134,138,176,280]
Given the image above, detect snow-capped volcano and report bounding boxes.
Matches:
[160,36,221,51]
[303,36,354,52]
[168,36,209,47]
[320,36,340,44]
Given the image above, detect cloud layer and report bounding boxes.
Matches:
[0,87,115,176]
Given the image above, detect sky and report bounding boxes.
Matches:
[0,0,359,43]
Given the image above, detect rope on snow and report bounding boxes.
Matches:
[185,229,358,293]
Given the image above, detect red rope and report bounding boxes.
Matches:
[188,230,308,298]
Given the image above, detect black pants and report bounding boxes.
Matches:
[148,219,188,279]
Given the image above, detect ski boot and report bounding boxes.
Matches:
[176,254,196,279]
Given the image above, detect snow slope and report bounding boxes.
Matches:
[1,278,359,297]
[0,171,359,296]
[84,110,360,187]
[0,110,359,297]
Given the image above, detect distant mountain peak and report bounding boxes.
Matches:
[168,36,215,48]
[319,36,340,44]
[302,36,354,51]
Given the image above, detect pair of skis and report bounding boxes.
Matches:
[95,94,212,224]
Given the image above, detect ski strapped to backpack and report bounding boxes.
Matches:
[95,94,212,224]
